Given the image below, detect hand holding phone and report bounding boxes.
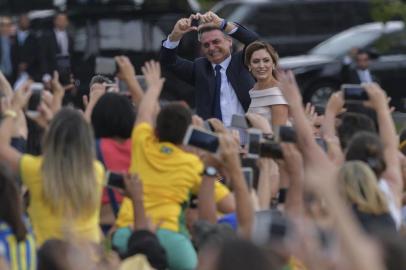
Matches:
[247,129,262,158]
[26,83,44,117]
[342,84,369,101]
[106,171,125,190]
[242,167,253,190]
[183,126,219,153]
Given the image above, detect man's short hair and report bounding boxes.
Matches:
[337,112,377,149]
[89,75,113,88]
[155,102,191,144]
[198,25,225,42]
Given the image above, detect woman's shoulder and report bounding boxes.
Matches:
[249,87,287,108]
[249,86,284,97]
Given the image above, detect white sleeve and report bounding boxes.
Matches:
[227,27,238,35]
[163,38,180,49]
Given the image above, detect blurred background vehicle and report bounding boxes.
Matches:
[279,21,406,112]
[212,0,373,56]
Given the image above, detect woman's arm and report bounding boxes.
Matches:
[270,104,289,127]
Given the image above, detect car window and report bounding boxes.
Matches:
[370,31,406,55]
[293,3,335,35]
[246,4,295,37]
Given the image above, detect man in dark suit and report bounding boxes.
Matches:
[160,11,258,126]
[342,49,379,85]
[40,11,73,84]
[12,14,41,82]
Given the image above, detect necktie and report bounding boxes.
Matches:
[213,65,222,120]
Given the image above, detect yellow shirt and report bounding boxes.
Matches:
[20,155,104,246]
[116,123,230,233]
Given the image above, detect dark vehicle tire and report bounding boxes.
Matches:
[304,81,340,106]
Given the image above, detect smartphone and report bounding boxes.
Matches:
[274,126,296,143]
[95,57,117,76]
[342,84,369,101]
[260,141,283,159]
[26,83,44,117]
[56,55,71,85]
[191,18,200,27]
[183,126,219,153]
[242,167,253,190]
[315,138,328,152]
[230,114,251,129]
[247,129,262,158]
[269,215,291,242]
[106,171,125,190]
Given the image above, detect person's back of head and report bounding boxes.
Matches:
[89,75,113,87]
[214,239,273,270]
[345,131,386,178]
[155,102,191,145]
[0,163,27,242]
[338,161,388,215]
[37,239,71,270]
[91,93,135,139]
[126,230,167,270]
[41,108,99,218]
[338,112,377,149]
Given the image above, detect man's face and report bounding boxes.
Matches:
[356,53,370,70]
[19,15,30,31]
[200,30,232,64]
[54,14,69,30]
[0,17,13,36]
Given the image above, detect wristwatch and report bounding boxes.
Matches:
[202,166,218,177]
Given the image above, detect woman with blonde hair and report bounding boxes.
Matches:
[338,161,396,233]
[0,85,104,246]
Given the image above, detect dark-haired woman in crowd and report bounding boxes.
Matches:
[245,41,289,128]
[0,163,36,270]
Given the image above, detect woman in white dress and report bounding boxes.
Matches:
[244,41,289,128]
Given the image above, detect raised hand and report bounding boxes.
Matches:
[325,91,345,116]
[277,70,302,106]
[245,112,272,134]
[11,81,32,111]
[115,56,135,82]
[363,83,388,112]
[169,16,198,42]
[141,60,165,93]
[199,11,223,27]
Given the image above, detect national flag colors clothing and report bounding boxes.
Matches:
[116,123,230,233]
[19,155,105,246]
[0,220,36,270]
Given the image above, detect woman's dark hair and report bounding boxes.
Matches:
[338,112,377,149]
[0,163,27,242]
[156,102,191,144]
[91,93,136,139]
[215,239,272,270]
[244,41,279,79]
[346,131,386,178]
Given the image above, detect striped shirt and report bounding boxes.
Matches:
[0,219,36,270]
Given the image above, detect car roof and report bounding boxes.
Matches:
[343,21,404,34]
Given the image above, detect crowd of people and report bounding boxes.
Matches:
[1,9,406,270]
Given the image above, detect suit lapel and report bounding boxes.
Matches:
[206,60,215,100]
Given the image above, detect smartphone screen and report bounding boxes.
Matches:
[342,84,368,101]
[247,130,262,158]
[56,55,71,85]
[95,57,117,76]
[275,126,297,143]
[106,171,125,190]
[242,167,253,190]
[27,83,44,116]
[231,114,250,129]
[183,126,219,153]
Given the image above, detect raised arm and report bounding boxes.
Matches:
[116,56,144,105]
[200,11,259,46]
[0,83,32,171]
[322,91,345,138]
[136,61,165,126]
[159,17,197,85]
[364,83,403,205]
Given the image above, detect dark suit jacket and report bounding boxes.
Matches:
[11,31,41,81]
[160,25,259,119]
[39,30,74,77]
[341,63,379,85]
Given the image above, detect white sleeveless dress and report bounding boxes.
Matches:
[248,87,288,124]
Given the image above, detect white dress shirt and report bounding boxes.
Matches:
[162,27,243,126]
[356,69,373,83]
[54,29,69,56]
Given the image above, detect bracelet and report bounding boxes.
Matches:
[220,19,228,31]
[3,110,17,119]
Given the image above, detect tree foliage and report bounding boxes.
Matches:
[371,0,406,21]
